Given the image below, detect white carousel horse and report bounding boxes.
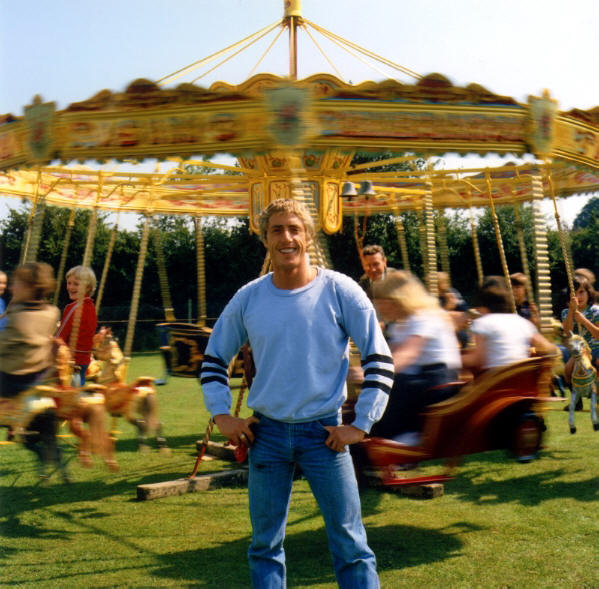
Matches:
[90,327,168,452]
[567,334,599,434]
[0,387,65,480]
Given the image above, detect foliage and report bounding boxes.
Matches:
[572,196,599,230]
[1,192,597,349]
[0,354,598,588]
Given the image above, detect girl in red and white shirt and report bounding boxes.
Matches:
[57,266,97,385]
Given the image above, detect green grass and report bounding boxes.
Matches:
[1,354,599,588]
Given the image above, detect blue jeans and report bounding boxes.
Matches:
[248,413,379,589]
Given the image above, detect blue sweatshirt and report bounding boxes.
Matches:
[200,268,393,433]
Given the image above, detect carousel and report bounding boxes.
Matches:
[1,0,598,490]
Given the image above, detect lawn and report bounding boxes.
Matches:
[1,353,598,588]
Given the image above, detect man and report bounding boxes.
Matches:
[358,244,394,301]
[200,199,394,588]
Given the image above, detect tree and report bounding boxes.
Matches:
[572,196,599,230]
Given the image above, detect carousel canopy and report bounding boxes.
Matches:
[1,0,597,231]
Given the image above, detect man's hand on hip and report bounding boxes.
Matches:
[324,424,365,452]
[213,414,259,447]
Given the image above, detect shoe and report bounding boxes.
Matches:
[570,426,577,434]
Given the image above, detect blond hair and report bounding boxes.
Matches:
[66,265,97,296]
[258,199,315,244]
[373,270,441,315]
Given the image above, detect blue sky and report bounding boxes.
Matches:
[1,0,598,225]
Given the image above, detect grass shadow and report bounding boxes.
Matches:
[148,523,468,588]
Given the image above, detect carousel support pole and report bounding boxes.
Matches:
[394,212,411,272]
[152,224,176,322]
[23,169,49,264]
[195,216,207,327]
[24,207,46,263]
[530,202,552,336]
[288,150,329,267]
[82,172,102,268]
[485,170,516,313]
[417,209,428,279]
[544,163,574,294]
[512,200,536,307]
[20,168,42,264]
[23,198,46,263]
[423,182,438,297]
[537,167,572,337]
[95,214,120,314]
[124,213,152,358]
[353,211,365,265]
[53,208,76,305]
[82,208,98,268]
[469,200,484,287]
[285,0,301,80]
[436,211,450,277]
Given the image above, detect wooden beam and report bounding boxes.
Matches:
[137,468,248,501]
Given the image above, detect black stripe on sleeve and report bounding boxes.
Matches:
[364,367,395,380]
[362,379,392,395]
[201,366,228,377]
[202,354,228,368]
[362,353,394,366]
[200,375,229,387]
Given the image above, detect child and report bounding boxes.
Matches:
[510,272,540,328]
[368,270,462,442]
[56,266,98,385]
[0,263,69,480]
[561,276,599,384]
[0,270,8,331]
[0,263,60,396]
[463,276,556,373]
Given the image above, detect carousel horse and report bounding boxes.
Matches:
[0,338,116,479]
[0,386,67,481]
[567,334,599,434]
[47,337,119,471]
[90,327,168,452]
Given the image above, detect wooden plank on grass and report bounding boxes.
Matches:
[137,469,248,501]
[396,483,444,499]
[198,440,237,461]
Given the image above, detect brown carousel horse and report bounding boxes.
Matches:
[0,338,117,479]
[49,337,118,471]
[89,327,168,452]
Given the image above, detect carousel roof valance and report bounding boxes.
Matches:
[1,74,597,172]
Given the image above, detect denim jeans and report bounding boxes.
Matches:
[248,413,379,589]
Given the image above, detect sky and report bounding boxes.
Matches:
[1,0,598,227]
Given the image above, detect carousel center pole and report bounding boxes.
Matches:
[284,0,302,80]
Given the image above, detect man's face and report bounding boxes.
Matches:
[0,273,6,296]
[362,253,386,281]
[265,211,310,273]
